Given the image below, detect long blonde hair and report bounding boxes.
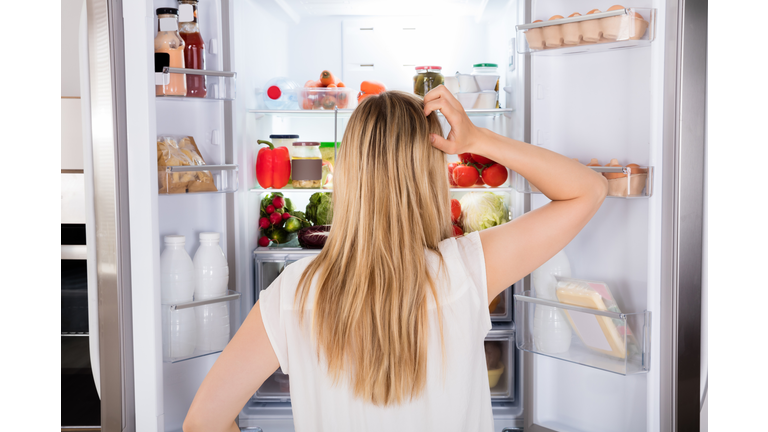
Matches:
[295,91,453,406]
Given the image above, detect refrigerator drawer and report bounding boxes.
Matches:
[486,329,515,401]
[514,289,650,375]
[490,287,512,322]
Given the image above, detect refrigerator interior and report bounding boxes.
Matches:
[144,0,662,431]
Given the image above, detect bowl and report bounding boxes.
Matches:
[473,74,499,92]
[297,87,358,110]
[456,74,479,93]
[456,92,480,110]
[487,363,505,388]
[443,75,460,94]
[473,91,497,109]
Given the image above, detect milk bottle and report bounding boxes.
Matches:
[160,235,196,359]
[531,250,572,354]
[193,232,230,351]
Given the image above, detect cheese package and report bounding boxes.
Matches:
[157,136,218,194]
[554,276,638,359]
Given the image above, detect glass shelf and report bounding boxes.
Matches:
[159,164,239,195]
[162,290,241,363]
[156,67,236,101]
[512,166,653,198]
[516,8,655,55]
[514,288,650,376]
[250,186,514,194]
[248,108,514,120]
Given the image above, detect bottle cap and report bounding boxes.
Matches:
[473,63,498,68]
[199,232,220,241]
[269,134,300,139]
[156,7,178,15]
[164,235,185,244]
[292,142,320,147]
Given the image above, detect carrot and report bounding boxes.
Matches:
[358,92,376,103]
[337,82,345,87]
[305,79,322,88]
[360,80,386,95]
[326,83,337,88]
[320,70,338,86]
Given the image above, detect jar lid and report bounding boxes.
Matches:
[415,66,442,70]
[319,142,340,148]
[292,142,320,146]
[157,7,178,15]
[473,63,498,68]
[164,235,185,244]
[270,134,299,139]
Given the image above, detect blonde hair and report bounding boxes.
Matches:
[295,91,453,406]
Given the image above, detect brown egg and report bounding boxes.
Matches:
[586,158,601,166]
[569,12,582,18]
[626,163,647,174]
[587,9,602,15]
[607,5,625,11]
[549,15,565,20]
[533,19,543,23]
[604,158,626,179]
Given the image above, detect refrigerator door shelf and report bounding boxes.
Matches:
[156,67,237,101]
[159,164,239,195]
[514,291,650,375]
[512,166,653,198]
[248,108,515,120]
[516,8,656,55]
[486,329,516,401]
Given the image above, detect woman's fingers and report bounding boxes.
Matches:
[430,133,455,154]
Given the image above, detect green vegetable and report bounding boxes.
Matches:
[261,192,284,217]
[306,192,333,226]
[290,211,312,229]
[285,197,295,213]
[266,226,295,244]
[284,217,302,233]
[459,192,509,233]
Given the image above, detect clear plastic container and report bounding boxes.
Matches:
[297,87,358,110]
[471,63,500,92]
[485,329,515,400]
[291,142,322,189]
[262,77,299,110]
[269,134,300,160]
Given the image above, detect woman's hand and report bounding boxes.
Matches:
[423,85,483,155]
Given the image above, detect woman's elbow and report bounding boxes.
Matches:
[182,412,205,432]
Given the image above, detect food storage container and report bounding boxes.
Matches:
[524,20,545,50]
[471,63,500,92]
[629,11,650,40]
[485,329,515,400]
[456,73,479,93]
[581,9,604,42]
[562,13,583,45]
[542,16,564,47]
[269,134,299,159]
[489,288,512,322]
[443,75,460,94]
[319,142,338,168]
[456,92,480,110]
[298,87,358,110]
[474,91,498,109]
[291,142,323,189]
[413,66,444,97]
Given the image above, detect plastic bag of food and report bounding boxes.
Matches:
[157,136,218,194]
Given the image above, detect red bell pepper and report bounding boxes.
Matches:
[256,140,291,189]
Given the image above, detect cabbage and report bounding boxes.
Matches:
[459,192,509,233]
[306,192,333,226]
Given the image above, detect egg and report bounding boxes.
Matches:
[586,158,601,166]
[586,9,602,15]
[604,158,626,179]
[549,15,565,20]
[607,5,625,11]
[533,19,543,23]
[626,163,647,174]
[569,12,582,18]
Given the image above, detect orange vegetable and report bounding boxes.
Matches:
[358,92,375,103]
[320,70,338,87]
[305,80,322,88]
[326,83,337,88]
[360,80,386,95]
[337,82,345,87]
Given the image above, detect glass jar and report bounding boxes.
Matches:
[291,142,322,189]
[178,0,206,97]
[413,66,444,97]
[155,8,186,96]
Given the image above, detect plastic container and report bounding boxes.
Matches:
[456,73,479,93]
[291,142,322,189]
[471,64,500,92]
[298,87,358,110]
[474,91,498,109]
[160,235,196,358]
[193,232,230,353]
[413,66,444,97]
[530,250,572,354]
[443,75,460,94]
[485,330,515,400]
[195,302,230,352]
[262,77,299,110]
[524,21,545,50]
[269,134,300,160]
[562,13,583,45]
[456,92,480,110]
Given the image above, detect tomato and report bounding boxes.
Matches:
[459,153,474,163]
[475,172,485,185]
[472,154,495,165]
[453,164,479,187]
[450,199,461,223]
[481,163,508,187]
[447,162,459,186]
[452,224,464,237]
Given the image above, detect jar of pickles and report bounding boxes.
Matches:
[413,66,444,97]
[291,142,323,189]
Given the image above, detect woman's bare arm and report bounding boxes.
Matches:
[183,301,279,432]
[424,86,607,302]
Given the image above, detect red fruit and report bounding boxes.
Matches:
[258,236,271,247]
[269,212,282,225]
[453,164,479,188]
[459,153,474,163]
[265,204,275,214]
[259,217,270,229]
[282,212,292,220]
[452,224,464,237]
[451,199,461,223]
[447,162,459,186]
[272,196,285,209]
[475,172,485,185]
[481,163,509,187]
[472,154,495,165]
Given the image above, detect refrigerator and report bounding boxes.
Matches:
[79,0,706,431]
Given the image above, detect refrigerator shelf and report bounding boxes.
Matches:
[512,166,653,198]
[162,291,241,363]
[248,108,514,119]
[159,164,239,195]
[514,290,650,376]
[156,67,237,101]
[249,186,515,194]
[516,8,656,55]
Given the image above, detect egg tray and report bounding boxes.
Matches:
[512,165,653,198]
[516,8,655,55]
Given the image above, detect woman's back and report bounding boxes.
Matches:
[259,232,493,431]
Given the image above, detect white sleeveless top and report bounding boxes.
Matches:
[259,231,493,431]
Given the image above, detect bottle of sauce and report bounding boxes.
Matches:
[155,8,186,96]
[178,0,207,98]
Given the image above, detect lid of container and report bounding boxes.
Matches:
[473,63,498,68]
[269,134,299,139]
[292,142,320,146]
[267,85,282,100]
[164,235,185,244]
[415,66,442,70]
[319,142,340,148]
[199,232,220,241]
[157,7,178,15]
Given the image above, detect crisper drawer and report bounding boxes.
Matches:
[486,329,515,401]
[254,368,291,402]
[489,287,512,322]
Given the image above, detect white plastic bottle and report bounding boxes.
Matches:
[531,250,572,354]
[262,77,299,110]
[193,232,230,351]
[160,235,197,359]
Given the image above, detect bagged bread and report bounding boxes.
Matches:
[157,136,218,194]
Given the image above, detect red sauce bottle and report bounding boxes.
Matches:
[178,0,206,98]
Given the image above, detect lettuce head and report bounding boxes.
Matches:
[459,192,509,233]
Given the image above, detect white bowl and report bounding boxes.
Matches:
[443,76,460,94]
[456,92,480,110]
[473,91,497,109]
[456,74,479,93]
[473,74,500,91]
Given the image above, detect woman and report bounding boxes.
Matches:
[183,87,607,432]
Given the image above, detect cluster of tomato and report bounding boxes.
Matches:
[451,198,463,237]
[448,153,509,188]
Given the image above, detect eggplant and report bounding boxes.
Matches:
[298,225,331,249]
